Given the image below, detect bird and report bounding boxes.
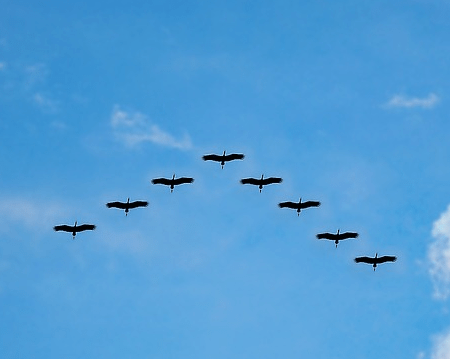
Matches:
[106,198,149,216]
[240,174,283,192]
[278,197,320,216]
[53,221,96,239]
[202,150,245,169]
[316,229,359,247]
[151,174,194,192]
[354,253,397,271]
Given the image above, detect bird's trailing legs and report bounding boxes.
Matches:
[72,221,77,239]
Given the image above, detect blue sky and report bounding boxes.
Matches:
[1,1,450,358]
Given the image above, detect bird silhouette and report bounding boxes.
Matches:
[316,229,359,247]
[278,198,320,215]
[202,150,245,169]
[354,253,397,271]
[151,174,194,192]
[106,198,148,216]
[53,221,96,239]
[240,174,282,192]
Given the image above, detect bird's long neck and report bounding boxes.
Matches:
[223,150,226,156]
[337,229,340,235]
[127,198,130,204]
[74,221,77,228]
[172,174,175,180]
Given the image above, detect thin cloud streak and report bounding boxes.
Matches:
[110,105,192,150]
[428,204,450,300]
[33,92,59,113]
[385,93,440,109]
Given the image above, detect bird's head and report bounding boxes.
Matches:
[337,229,340,234]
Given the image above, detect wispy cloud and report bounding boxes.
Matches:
[24,63,48,89]
[385,93,440,109]
[110,105,192,150]
[0,62,5,71]
[32,92,59,113]
[430,328,450,359]
[428,205,450,300]
[0,197,67,234]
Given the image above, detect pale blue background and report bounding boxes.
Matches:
[1,1,450,358]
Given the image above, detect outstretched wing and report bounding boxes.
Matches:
[173,177,194,185]
[278,201,298,209]
[75,224,96,232]
[53,225,74,232]
[240,178,260,185]
[151,178,171,185]
[354,256,376,264]
[316,232,335,240]
[128,201,149,209]
[376,255,397,264]
[224,153,245,161]
[261,177,283,185]
[339,232,359,240]
[301,200,321,209]
[106,201,127,209]
[202,154,222,162]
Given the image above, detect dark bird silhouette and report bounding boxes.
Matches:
[53,221,96,239]
[278,197,321,215]
[240,174,283,192]
[151,174,194,192]
[354,253,397,271]
[106,198,148,216]
[316,229,359,247]
[202,150,245,169]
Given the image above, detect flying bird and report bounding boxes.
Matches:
[202,150,245,169]
[316,229,359,247]
[53,221,96,239]
[278,197,321,216]
[240,174,283,192]
[151,174,194,192]
[354,253,397,271]
[106,198,149,216]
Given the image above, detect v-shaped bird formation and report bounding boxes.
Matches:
[53,150,397,271]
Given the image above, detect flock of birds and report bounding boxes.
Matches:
[53,150,397,271]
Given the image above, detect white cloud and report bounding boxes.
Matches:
[32,92,59,113]
[428,205,450,300]
[431,329,450,359]
[385,93,440,109]
[110,105,192,150]
[0,197,66,233]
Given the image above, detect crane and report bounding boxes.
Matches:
[53,221,96,239]
[202,150,245,169]
[240,174,282,192]
[151,174,194,192]
[316,229,359,247]
[354,253,397,271]
[106,198,148,216]
[278,198,320,216]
